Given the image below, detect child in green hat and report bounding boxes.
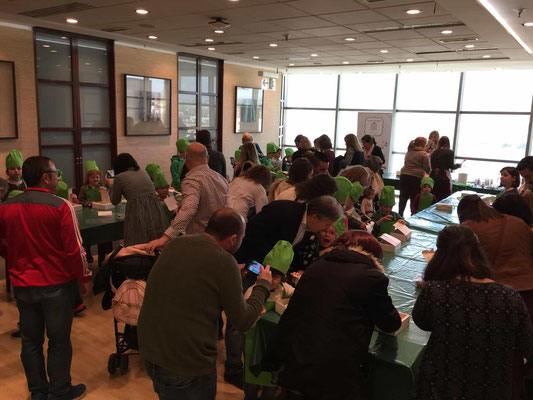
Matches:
[153,170,174,225]
[5,149,26,198]
[145,162,162,181]
[78,160,106,207]
[411,177,436,214]
[170,139,190,191]
[243,241,296,399]
[282,147,294,172]
[372,186,409,236]
[266,142,282,172]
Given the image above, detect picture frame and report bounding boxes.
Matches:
[235,86,263,133]
[124,74,171,136]
[0,61,18,139]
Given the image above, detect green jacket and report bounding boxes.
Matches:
[170,155,185,191]
[372,210,410,236]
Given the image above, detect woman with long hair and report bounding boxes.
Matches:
[429,136,461,201]
[361,134,385,165]
[413,225,533,400]
[398,136,430,216]
[262,230,401,399]
[337,134,365,174]
[268,158,313,201]
[228,164,271,221]
[234,142,260,178]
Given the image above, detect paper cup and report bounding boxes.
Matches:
[458,173,468,184]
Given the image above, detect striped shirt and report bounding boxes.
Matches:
[165,164,228,238]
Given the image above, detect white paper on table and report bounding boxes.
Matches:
[380,233,401,246]
[164,195,179,211]
[98,211,113,217]
[393,222,411,235]
[366,221,374,234]
[100,187,111,203]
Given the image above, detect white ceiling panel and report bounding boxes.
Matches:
[385,37,438,47]
[442,40,492,51]
[357,0,438,8]
[328,49,368,56]
[344,21,403,31]
[218,3,308,21]
[263,30,315,40]
[401,44,448,53]
[346,41,394,49]
[301,26,358,36]
[319,10,390,25]
[363,47,411,55]
[274,16,335,30]
[374,2,449,20]
[307,44,356,51]
[324,34,378,44]
[281,37,339,46]
[368,29,425,41]
[396,15,460,26]
[418,25,476,38]
[285,0,366,14]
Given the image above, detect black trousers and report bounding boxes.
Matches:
[14,280,77,397]
[399,174,422,217]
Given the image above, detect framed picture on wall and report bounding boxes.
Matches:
[124,74,171,136]
[0,61,18,139]
[235,86,263,133]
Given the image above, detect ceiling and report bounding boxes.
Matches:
[1,0,533,68]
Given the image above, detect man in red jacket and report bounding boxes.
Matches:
[0,156,91,400]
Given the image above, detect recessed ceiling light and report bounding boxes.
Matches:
[253,56,259,59]
[42,44,50,48]
[61,36,67,40]
[85,62,91,65]
[311,53,318,57]
[229,0,239,2]
[380,49,389,53]
[483,55,491,58]
[66,18,78,24]
[269,43,278,47]
[345,37,355,41]
[342,61,349,64]
[441,30,453,34]
[523,22,533,27]
[136,9,148,15]
[406,58,414,62]
[205,38,214,42]
[406,9,421,15]
[147,35,158,40]
[288,63,295,66]
[56,64,61,67]
[208,47,215,51]
[214,29,224,34]
[465,44,475,48]
[50,50,57,53]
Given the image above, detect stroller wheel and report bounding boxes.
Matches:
[108,353,118,375]
[119,354,129,375]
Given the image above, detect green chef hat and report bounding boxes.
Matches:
[380,185,396,207]
[6,150,23,168]
[84,160,99,173]
[267,142,280,154]
[332,216,347,237]
[263,240,294,275]
[234,149,241,160]
[145,162,162,179]
[349,181,363,203]
[275,170,287,181]
[55,180,68,200]
[153,170,169,189]
[420,176,434,189]
[176,139,190,154]
[333,176,353,203]
[7,190,23,199]
[285,148,294,157]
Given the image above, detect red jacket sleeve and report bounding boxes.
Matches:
[411,193,420,215]
[59,201,91,282]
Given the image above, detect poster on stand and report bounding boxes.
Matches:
[357,113,392,170]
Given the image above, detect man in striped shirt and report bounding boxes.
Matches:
[0,156,90,400]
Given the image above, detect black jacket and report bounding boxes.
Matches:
[207,148,227,178]
[262,249,401,399]
[234,201,307,267]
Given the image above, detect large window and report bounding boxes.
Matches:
[178,54,223,149]
[35,29,115,188]
[282,70,533,182]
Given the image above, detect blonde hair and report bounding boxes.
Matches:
[340,165,370,186]
[345,134,363,152]
[239,142,260,165]
[299,136,312,150]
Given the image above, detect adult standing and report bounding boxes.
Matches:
[291,136,312,162]
[240,132,264,158]
[429,136,461,201]
[315,134,335,175]
[228,164,271,221]
[0,156,90,400]
[425,130,439,155]
[458,195,533,319]
[234,142,260,178]
[412,225,533,400]
[138,209,272,400]
[398,137,430,216]
[361,134,385,166]
[196,129,227,178]
[145,143,228,250]
[262,231,401,399]
[517,156,533,216]
[340,134,365,169]
[107,153,168,246]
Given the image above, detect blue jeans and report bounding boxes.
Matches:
[14,280,77,397]
[145,361,217,400]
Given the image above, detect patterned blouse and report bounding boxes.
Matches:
[412,280,533,400]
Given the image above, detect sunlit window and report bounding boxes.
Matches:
[397,72,461,111]
[339,74,395,110]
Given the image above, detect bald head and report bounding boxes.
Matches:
[242,132,253,144]
[204,208,246,253]
[185,142,208,169]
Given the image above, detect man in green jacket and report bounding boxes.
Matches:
[138,208,272,400]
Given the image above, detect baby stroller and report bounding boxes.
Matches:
[95,245,159,375]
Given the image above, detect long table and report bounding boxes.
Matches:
[78,203,126,246]
[382,173,501,195]
[250,192,467,400]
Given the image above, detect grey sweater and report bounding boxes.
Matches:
[400,150,430,178]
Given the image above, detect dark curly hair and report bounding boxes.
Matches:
[241,164,272,188]
[114,153,140,175]
[295,174,337,201]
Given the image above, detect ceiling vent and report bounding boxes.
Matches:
[20,2,94,18]
[439,37,479,43]
[362,0,388,3]
[101,27,128,33]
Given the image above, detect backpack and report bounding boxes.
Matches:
[111,279,146,326]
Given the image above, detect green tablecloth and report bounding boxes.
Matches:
[78,204,126,246]
[248,191,472,399]
[383,173,501,195]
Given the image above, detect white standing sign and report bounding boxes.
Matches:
[357,112,392,170]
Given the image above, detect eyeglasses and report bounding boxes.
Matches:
[45,170,58,175]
